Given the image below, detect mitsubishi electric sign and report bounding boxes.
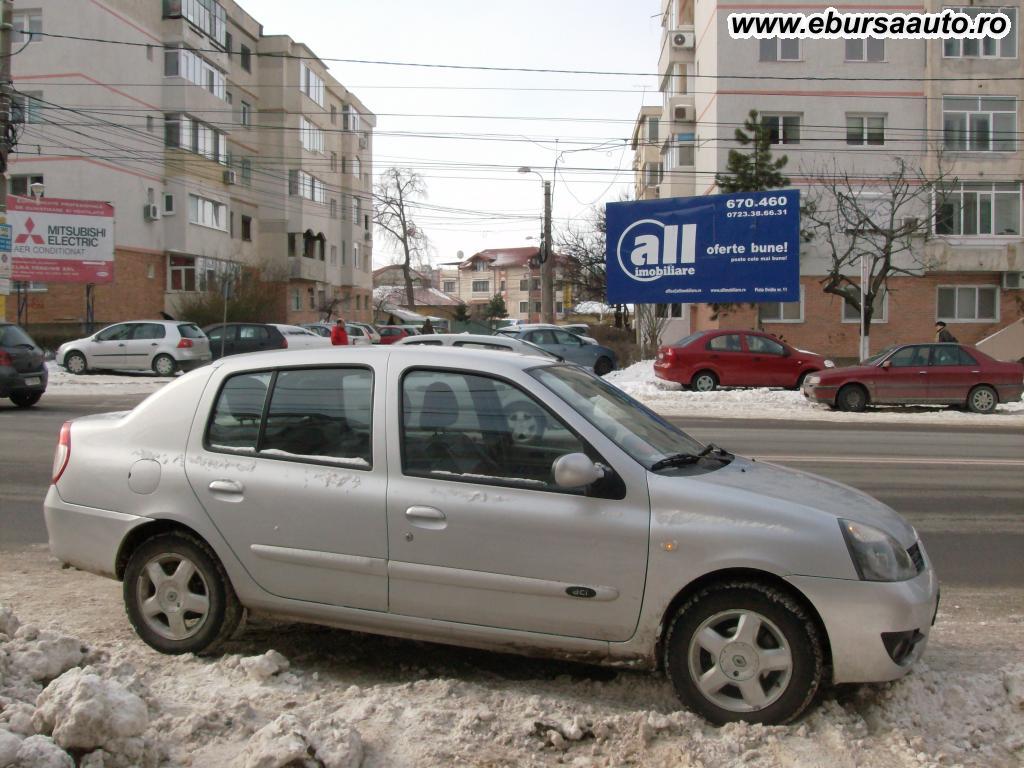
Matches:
[8,196,115,284]
[605,190,800,304]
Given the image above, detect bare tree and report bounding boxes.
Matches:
[803,156,952,352]
[556,205,607,304]
[635,304,670,359]
[373,168,429,309]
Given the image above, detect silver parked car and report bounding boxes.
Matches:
[45,347,938,725]
[56,320,211,376]
[497,325,617,375]
[396,333,559,360]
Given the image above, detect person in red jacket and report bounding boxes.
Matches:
[330,318,349,346]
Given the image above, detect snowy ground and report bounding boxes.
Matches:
[44,362,174,396]
[605,361,1024,426]
[1,547,1022,768]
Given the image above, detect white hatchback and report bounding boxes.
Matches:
[271,325,332,350]
[56,320,211,376]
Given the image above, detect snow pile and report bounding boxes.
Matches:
[230,713,362,768]
[45,362,173,395]
[607,360,1024,424]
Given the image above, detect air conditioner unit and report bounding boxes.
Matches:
[901,216,920,230]
[671,30,695,49]
[1003,271,1022,290]
[223,169,237,185]
[358,134,367,149]
[143,204,160,221]
[674,105,695,122]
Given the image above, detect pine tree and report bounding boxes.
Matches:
[715,109,790,192]
[483,294,508,321]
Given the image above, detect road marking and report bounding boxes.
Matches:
[756,456,1024,467]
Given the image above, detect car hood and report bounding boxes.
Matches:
[818,362,878,381]
[655,456,916,546]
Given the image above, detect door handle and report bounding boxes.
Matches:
[918,371,928,375]
[405,506,447,530]
[209,479,244,494]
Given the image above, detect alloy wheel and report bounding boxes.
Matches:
[135,553,211,641]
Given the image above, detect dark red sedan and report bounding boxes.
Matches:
[654,330,834,391]
[376,326,411,345]
[802,343,1024,413]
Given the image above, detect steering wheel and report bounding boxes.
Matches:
[505,402,547,444]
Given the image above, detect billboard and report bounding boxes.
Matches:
[8,196,115,283]
[606,190,800,304]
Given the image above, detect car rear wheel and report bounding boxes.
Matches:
[692,371,718,392]
[794,371,814,391]
[64,351,87,375]
[966,385,998,414]
[664,581,824,725]
[9,391,42,408]
[124,532,242,655]
[152,354,178,377]
[594,356,614,376]
[836,384,868,412]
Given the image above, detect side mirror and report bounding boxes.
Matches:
[553,453,605,489]
[881,360,892,370]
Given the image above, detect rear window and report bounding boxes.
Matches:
[0,325,36,347]
[406,339,444,346]
[178,324,205,339]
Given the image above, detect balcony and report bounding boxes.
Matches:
[659,25,696,80]
[289,256,326,283]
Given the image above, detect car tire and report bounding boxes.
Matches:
[692,370,718,392]
[966,384,998,414]
[64,351,87,375]
[123,532,242,655]
[594,356,614,376]
[664,581,824,726]
[9,391,42,408]
[152,354,178,377]
[794,371,814,391]
[836,384,868,412]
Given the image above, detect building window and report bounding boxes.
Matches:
[163,193,175,215]
[330,104,337,124]
[164,0,227,47]
[757,287,804,323]
[290,170,327,204]
[759,38,800,61]
[472,280,490,293]
[11,11,42,44]
[845,38,884,61]
[330,151,337,171]
[352,156,361,178]
[188,194,227,231]
[944,7,1017,58]
[937,285,999,322]
[299,116,325,153]
[241,215,252,242]
[936,182,1021,236]
[532,278,541,291]
[443,280,456,293]
[846,115,885,146]
[169,255,197,292]
[474,259,489,272]
[9,174,44,197]
[943,97,1016,152]
[167,254,234,292]
[9,92,42,124]
[762,114,801,145]
[291,288,301,311]
[240,44,251,72]
[646,116,659,143]
[300,64,325,107]
[240,158,252,186]
[841,289,888,323]
[353,244,361,269]
[534,302,542,313]
[644,162,663,187]
[240,101,251,127]
[165,114,225,163]
[352,195,361,222]
[675,133,695,166]
[519,301,529,313]
[343,105,361,132]
[147,115,154,133]
[519,279,529,292]
[164,46,226,101]
[330,198,337,218]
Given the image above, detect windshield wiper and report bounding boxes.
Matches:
[650,443,730,471]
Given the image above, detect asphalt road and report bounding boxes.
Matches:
[2,393,1022,587]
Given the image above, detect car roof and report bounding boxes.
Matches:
[397,333,518,346]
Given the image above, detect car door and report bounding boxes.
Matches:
[744,334,792,387]
[185,363,388,609]
[385,363,650,642]
[927,345,981,403]
[524,329,559,356]
[206,325,235,359]
[875,345,932,403]
[89,323,134,369]
[122,322,166,370]
[237,324,271,354]
[551,329,594,367]
[704,333,745,385]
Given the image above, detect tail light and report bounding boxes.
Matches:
[53,421,72,484]
[0,350,11,366]
[280,337,289,349]
[177,338,194,348]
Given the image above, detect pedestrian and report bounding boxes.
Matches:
[330,318,349,346]
[934,321,958,343]
[421,318,434,334]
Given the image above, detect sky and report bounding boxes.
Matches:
[239,0,664,268]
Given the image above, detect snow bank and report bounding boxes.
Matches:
[45,362,173,396]
[606,360,1024,425]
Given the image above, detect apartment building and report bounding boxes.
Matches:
[635,0,1022,356]
[5,0,375,329]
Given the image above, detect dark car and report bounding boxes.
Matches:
[0,322,48,408]
[203,323,288,360]
[655,330,834,391]
[802,343,1024,413]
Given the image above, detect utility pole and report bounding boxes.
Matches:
[0,0,13,321]
[541,180,554,323]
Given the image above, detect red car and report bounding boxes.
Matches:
[376,326,410,345]
[654,330,834,391]
[802,342,1024,413]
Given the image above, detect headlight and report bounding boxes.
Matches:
[839,519,917,582]
[805,375,821,386]
[824,359,836,368]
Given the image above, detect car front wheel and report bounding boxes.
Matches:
[123,532,242,655]
[836,384,868,412]
[966,384,998,414]
[664,581,824,725]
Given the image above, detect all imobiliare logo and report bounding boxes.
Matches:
[615,220,697,283]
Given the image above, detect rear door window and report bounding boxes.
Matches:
[707,334,742,352]
[746,335,785,355]
[132,323,166,340]
[240,325,269,341]
[206,372,272,453]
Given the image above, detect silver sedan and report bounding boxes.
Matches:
[44,347,938,725]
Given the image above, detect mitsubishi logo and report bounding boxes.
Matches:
[16,218,45,245]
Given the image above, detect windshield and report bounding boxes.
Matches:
[532,365,704,470]
[862,346,897,366]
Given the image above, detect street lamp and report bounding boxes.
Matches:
[518,167,553,323]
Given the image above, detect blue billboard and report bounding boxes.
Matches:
[605,190,800,304]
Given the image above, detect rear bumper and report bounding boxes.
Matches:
[653,361,687,383]
[44,485,146,579]
[0,366,48,397]
[996,384,1024,403]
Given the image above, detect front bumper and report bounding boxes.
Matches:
[0,366,48,397]
[801,381,837,404]
[788,559,939,684]
[44,485,147,579]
